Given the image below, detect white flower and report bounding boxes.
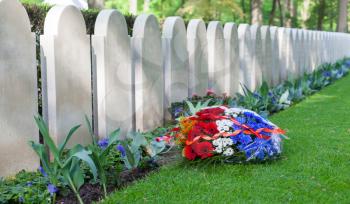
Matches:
[216,119,234,133]
[223,148,234,156]
[212,138,222,147]
[222,138,233,146]
[214,147,223,153]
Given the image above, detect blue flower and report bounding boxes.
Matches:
[173,107,183,118]
[241,138,279,161]
[26,181,33,187]
[47,184,58,196]
[235,116,246,124]
[18,197,24,203]
[98,138,109,149]
[116,144,126,157]
[38,166,47,177]
[323,71,331,78]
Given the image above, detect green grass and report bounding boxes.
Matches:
[101,75,350,204]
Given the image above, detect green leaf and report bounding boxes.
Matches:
[69,159,85,191]
[259,81,269,97]
[34,116,60,164]
[185,100,196,115]
[72,149,98,180]
[85,115,97,146]
[279,90,289,104]
[28,141,51,174]
[58,124,81,156]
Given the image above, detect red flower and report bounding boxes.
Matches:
[196,107,224,117]
[192,141,214,159]
[183,145,197,160]
[197,121,219,135]
[187,126,202,141]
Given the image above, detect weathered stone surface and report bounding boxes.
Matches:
[260,26,273,85]
[291,28,299,78]
[207,21,225,94]
[92,9,133,138]
[0,0,38,176]
[187,19,208,96]
[277,27,292,81]
[269,26,280,85]
[41,5,92,146]
[238,24,254,91]
[250,24,263,89]
[297,29,306,76]
[162,17,189,119]
[132,14,163,131]
[223,23,240,95]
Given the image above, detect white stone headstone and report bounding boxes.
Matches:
[207,21,225,94]
[162,17,189,119]
[41,5,92,146]
[250,24,263,88]
[132,14,164,131]
[187,19,209,96]
[269,26,280,86]
[223,23,240,95]
[92,9,133,138]
[0,0,38,176]
[238,24,254,91]
[44,0,88,10]
[260,26,273,85]
[297,29,306,76]
[291,28,299,78]
[277,27,292,81]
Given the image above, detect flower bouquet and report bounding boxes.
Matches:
[170,106,287,163]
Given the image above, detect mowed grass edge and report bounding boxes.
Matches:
[100,75,350,204]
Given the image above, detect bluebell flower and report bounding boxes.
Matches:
[323,71,331,78]
[242,138,278,161]
[18,197,24,203]
[47,184,58,196]
[253,92,262,99]
[98,138,109,149]
[268,91,274,97]
[38,166,47,177]
[116,144,126,157]
[26,181,33,187]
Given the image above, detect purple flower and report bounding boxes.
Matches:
[47,183,58,196]
[26,181,33,187]
[38,166,47,177]
[98,138,109,149]
[18,197,24,203]
[116,144,126,157]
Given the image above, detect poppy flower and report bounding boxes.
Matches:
[192,141,214,159]
[196,107,224,117]
[183,145,197,160]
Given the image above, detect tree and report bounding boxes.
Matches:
[251,0,263,25]
[284,0,296,27]
[300,0,311,29]
[130,0,138,14]
[88,0,104,8]
[337,0,348,32]
[317,0,326,30]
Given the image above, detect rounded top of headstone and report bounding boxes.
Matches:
[133,14,160,38]
[207,21,224,39]
[94,9,128,36]
[250,24,261,39]
[187,19,206,39]
[44,5,86,36]
[0,0,32,33]
[44,0,88,10]
[223,23,238,39]
[260,26,271,40]
[238,24,250,36]
[291,28,299,40]
[162,16,186,38]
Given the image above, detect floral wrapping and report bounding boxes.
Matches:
[169,106,287,162]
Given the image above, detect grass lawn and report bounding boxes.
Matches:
[101,75,350,204]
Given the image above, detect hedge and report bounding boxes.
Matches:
[23,3,136,34]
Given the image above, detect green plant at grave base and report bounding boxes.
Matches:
[84,116,122,197]
[28,116,97,204]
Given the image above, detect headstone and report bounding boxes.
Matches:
[291,28,299,77]
[238,24,254,91]
[269,26,280,86]
[250,24,263,89]
[223,23,240,95]
[41,5,92,146]
[92,9,133,138]
[260,26,273,85]
[0,0,38,176]
[44,0,88,10]
[297,29,305,76]
[132,14,163,131]
[277,27,292,81]
[162,16,189,119]
[187,19,208,96]
[207,21,225,94]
